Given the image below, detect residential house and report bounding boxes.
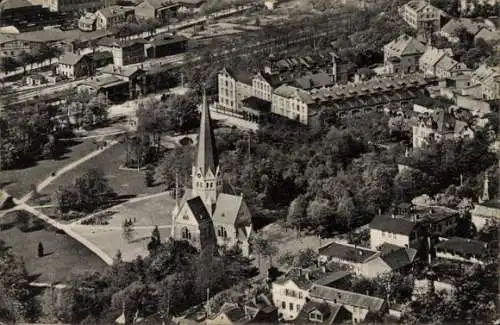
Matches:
[293,71,334,90]
[100,64,147,99]
[56,52,93,79]
[206,302,278,325]
[78,12,97,32]
[383,34,426,74]
[309,284,387,323]
[271,84,316,126]
[97,37,147,67]
[292,301,352,325]
[271,274,312,320]
[439,18,490,43]
[412,108,474,148]
[252,71,282,102]
[435,237,491,265]
[399,0,442,33]
[95,6,134,30]
[135,0,180,23]
[318,241,417,279]
[369,214,418,250]
[467,64,500,100]
[217,67,254,112]
[25,73,46,86]
[433,55,468,79]
[419,46,453,77]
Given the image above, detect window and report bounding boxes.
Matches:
[299,292,303,299]
[182,215,189,220]
[281,301,286,309]
[217,226,227,238]
[181,227,191,240]
[289,303,293,311]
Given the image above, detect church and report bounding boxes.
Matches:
[170,91,253,256]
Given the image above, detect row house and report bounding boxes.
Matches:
[399,0,442,34]
[384,34,426,74]
[412,108,474,148]
[95,5,134,30]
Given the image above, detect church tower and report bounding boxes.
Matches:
[192,90,222,215]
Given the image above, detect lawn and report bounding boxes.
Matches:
[0,211,108,283]
[37,142,164,204]
[0,139,98,198]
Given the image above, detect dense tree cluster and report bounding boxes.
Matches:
[65,91,109,129]
[0,103,63,170]
[54,168,116,214]
[45,239,255,324]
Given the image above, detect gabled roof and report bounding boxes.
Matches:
[274,274,313,291]
[222,67,253,85]
[435,237,489,258]
[313,270,351,287]
[434,109,457,133]
[475,27,500,43]
[58,52,88,66]
[294,71,333,90]
[195,91,218,176]
[310,284,386,312]
[378,243,417,270]
[318,241,378,263]
[212,193,243,225]
[273,84,314,104]
[441,18,488,37]
[96,5,134,18]
[369,215,416,235]
[435,55,459,72]
[419,47,452,68]
[293,301,349,325]
[256,71,283,88]
[186,197,210,223]
[385,34,426,57]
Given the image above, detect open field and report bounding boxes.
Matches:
[0,140,98,198]
[69,225,171,262]
[36,142,164,204]
[0,211,108,283]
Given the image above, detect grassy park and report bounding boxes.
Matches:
[0,210,108,283]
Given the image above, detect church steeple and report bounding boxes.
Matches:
[196,89,219,176]
[192,89,221,213]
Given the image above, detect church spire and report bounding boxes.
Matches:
[196,89,219,176]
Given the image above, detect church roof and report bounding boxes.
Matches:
[196,91,219,176]
[213,193,243,225]
[186,197,210,223]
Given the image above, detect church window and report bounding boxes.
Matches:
[182,227,191,240]
[217,226,228,238]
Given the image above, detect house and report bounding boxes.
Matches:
[100,64,147,100]
[383,34,426,74]
[95,6,134,30]
[369,214,418,250]
[313,270,352,289]
[318,241,417,279]
[56,52,93,79]
[293,71,334,90]
[474,27,500,45]
[25,73,46,86]
[435,237,491,265]
[419,47,453,77]
[271,274,312,320]
[292,301,352,325]
[439,18,492,43]
[217,67,254,112]
[97,37,147,67]
[170,92,253,256]
[412,108,474,148]
[78,12,97,32]
[206,301,278,325]
[460,0,498,14]
[398,0,442,33]
[135,0,180,22]
[433,55,468,79]
[252,71,282,102]
[309,284,387,323]
[271,84,316,126]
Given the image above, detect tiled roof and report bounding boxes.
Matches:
[318,241,378,263]
[310,284,386,312]
[435,55,459,72]
[385,34,426,57]
[293,301,348,325]
[369,215,416,235]
[435,237,488,258]
[97,5,134,18]
[257,72,283,88]
[313,270,351,286]
[441,18,488,37]
[273,84,314,104]
[223,66,253,85]
[379,244,417,270]
[274,274,313,291]
[186,196,210,223]
[58,52,87,66]
[475,28,500,43]
[294,71,333,90]
[212,193,243,225]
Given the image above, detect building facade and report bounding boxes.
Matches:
[271,277,311,321]
[384,34,426,74]
[271,84,314,125]
[399,0,441,34]
[95,6,134,30]
[171,92,253,256]
[56,52,93,79]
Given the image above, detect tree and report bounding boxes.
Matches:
[0,57,18,76]
[122,220,135,243]
[18,51,34,74]
[251,235,278,269]
[286,195,308,228]
[293,249,317,268]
